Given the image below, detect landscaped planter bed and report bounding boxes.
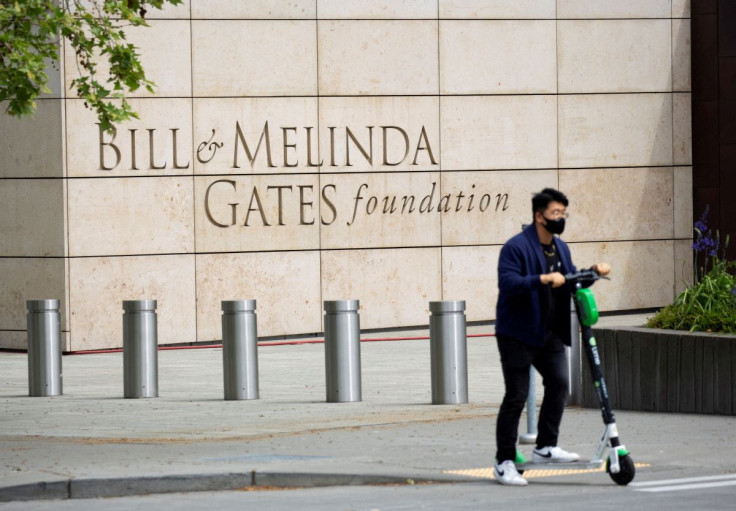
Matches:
[581,327,736,415]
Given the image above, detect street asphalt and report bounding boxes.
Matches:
[3,313,736,507]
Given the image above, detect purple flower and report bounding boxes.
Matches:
[692,207,719,256]
[694,205,710,234]
[710,236,720,257]
[692,232,716,253]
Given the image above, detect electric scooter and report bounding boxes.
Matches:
[515,269,636,485]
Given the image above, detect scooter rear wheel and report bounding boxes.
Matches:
[607,454,635,485]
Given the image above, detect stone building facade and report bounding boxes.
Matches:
[0,1,693,350]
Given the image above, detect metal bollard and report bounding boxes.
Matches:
[123,300,158,398]
[519,368,537,444]
[324,300,361,403]
[221,300,259,400]
[429,301,468,404]
[26,299,63,397]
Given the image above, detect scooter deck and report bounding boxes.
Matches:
[516,460,605,471]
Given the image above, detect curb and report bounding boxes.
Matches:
[0,471,472,502]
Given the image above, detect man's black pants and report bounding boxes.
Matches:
[495,334,569,463]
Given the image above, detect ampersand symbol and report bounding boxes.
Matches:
[196,129,224,164]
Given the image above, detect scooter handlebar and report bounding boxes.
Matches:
[564,268,605,284]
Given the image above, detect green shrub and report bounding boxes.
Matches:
[646,263,736,333]
[646,207,736,333]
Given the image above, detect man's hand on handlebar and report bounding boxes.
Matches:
[541,272,566,288]
[592,262,611,276]
[546,263,610,288]
[565,265,612,284]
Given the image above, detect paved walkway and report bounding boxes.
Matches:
[7,313,733,502]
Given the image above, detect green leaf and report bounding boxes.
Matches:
[1,0,181,133]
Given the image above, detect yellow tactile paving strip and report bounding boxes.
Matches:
[445,463,651,480]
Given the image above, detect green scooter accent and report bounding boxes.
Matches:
[575,288,599,326]
[515,449,527,464]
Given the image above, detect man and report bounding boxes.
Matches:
[493,188,610,486]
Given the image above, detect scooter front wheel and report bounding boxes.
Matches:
[607,454,636,485]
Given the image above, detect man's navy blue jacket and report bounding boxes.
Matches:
[495,224,577,347]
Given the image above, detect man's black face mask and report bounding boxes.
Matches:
[542,216,565,235]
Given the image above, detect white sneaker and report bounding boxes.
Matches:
[533,446,580,463]
[493,460,528,486]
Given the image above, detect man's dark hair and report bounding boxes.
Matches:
[532,188,569,218]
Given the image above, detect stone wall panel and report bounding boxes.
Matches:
[560,167,674,242]
[68,177,194,256]
[67,255,196,351]
[0,258,67,333]
[440,170,557,245]
[674,166,694,239]
[319,172,441,250]
[0,99,63,178]
[441,95,557,171]
[193,97,319,175]
[65,98,193,178]
[192,20,317,97]
[64,20,192,98]
[0,179,65,257]
[439,0,556,19]
[192,1,313,19]
[319,0,436,19]
[557,0,671,18]
[441,246,501,322]
[568,240,676,310]
[318,20,438,96]
[440,20,556,94]
[558,20,671,93]
[321,248,442,330]
[674,93,694,164]
[558,93,673,168]
[195,251,322,342]
[194,174,320,253]
[317,96,440,174]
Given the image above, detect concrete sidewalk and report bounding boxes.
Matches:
[8,313,733,502]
